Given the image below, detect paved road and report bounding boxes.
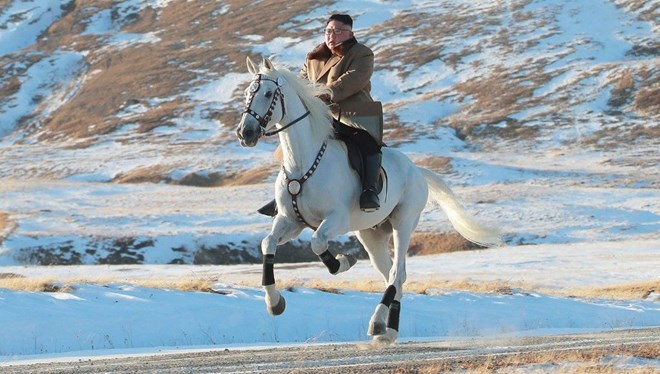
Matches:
[3,328,659,373]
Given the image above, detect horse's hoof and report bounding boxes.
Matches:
[267,295,286,316]
[368,321,386,336]
[373,328,398,345]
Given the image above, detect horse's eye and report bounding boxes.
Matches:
[265,91,273,99]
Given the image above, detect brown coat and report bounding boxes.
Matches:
[301,41,383,144]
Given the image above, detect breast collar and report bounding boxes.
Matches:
[283,140,327,230]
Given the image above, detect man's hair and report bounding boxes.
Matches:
[327,14,353,28]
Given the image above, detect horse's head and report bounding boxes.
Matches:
[236,57,285,147]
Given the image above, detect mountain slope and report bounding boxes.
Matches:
[0,0,658,265]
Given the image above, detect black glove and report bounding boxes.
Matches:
[317,93,332,104]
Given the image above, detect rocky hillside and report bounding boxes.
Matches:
[0,0,657,265]
[1,0,657,180]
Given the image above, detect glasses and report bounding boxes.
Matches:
[324,28,351,35]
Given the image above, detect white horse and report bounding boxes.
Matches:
[236,57,501,344]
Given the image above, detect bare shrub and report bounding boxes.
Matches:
[415,156,453,173]
[554,280,660,301]
[217,165,277,186]
[112,164,276,186]
[0,277,75,293]
[0,76,21,97]
[408,231,479,256]
[135,278,216,293]
[0,212,16,245]
[175,172,227,187]
[112,165,170,184]
[607,69,635,107]
[633,86,660,115]
[0,273,25,279]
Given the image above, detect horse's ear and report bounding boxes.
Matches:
[263,57,275,71]
[246,56,258,75]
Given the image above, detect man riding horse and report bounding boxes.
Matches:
[259,13,383,216]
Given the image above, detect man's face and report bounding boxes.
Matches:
[324,20,353,50]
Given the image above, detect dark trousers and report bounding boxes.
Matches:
[332,120,381,156]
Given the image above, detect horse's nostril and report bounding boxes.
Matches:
[244,129,254,140]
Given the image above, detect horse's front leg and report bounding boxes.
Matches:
[310,211,355,275]
[262,216,303,315]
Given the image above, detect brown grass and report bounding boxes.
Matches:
[414,156,453,173]
[0,274,76,293]
[276,279,522,297]
[633,86,660,115]
[1,0,655,155]
[0,76,21,98]
[26,0,330,141]
[0,211,16,244]
[0,212,9,231]
[129,278,217,293]
[112,163,276,186]
[383,113,416,145]
[2,274,658,306]
[0,275,213,294]
[582,124,660,148]
[420,343,660,373]
[220,165,277,186]
[449,64,550,137]
[408,231,479,255]
[112,165,171,184]
[1,0,654,181]
[607,69,636,107]
[549,280,660,301]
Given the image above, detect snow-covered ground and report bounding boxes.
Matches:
[0,247,659,362]
[0,0,658,366]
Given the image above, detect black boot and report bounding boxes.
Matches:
[360,152,382,212]
[257,199,278,217]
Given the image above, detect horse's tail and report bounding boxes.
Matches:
[418,167,503,247]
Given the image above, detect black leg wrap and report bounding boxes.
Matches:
[319,250,340,274]
[380,285,396,307]
[262,254,275,286]
[387,300,401,332]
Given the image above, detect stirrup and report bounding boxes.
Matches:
[360,189,380,212]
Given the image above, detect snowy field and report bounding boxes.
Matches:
[0,0,658,367]
[0,244,659,362]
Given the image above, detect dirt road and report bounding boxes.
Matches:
[3,328,659,373]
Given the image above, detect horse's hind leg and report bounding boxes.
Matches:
[357,223,397,341]
[369,214,421,345]
[356,221,393,284]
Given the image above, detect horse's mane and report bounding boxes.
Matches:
[259,62,334,141]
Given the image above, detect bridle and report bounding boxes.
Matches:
[242,74,310,137]
[242,73,325,229]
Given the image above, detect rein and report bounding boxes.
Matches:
[263,110,310,136]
